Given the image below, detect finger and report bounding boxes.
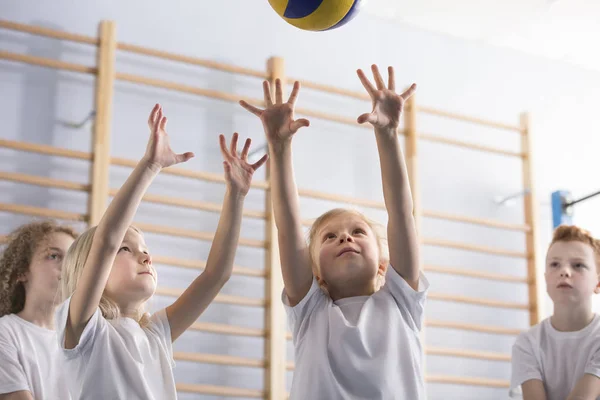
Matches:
[219,134,229,158]
[275,79,283,104]
[387,66,395,91]
[251,153,269,170]
[230,132,239,157]
[287,81,300,106]
[159,116,167,132]
[239,100,263,117]
[263,80,273,107]
[290,118,310,132]
[400,83,417,101]
[371,64,385,90]
[148,104,160,126]
[175,152,195,164]
[240,137,251,160]
[357,69,376,97]
[357,112,377,125]
[222,160,232,178]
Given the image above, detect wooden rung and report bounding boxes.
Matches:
[174,352,265,368]
[424,265,528,283]
[426,375,510,388]
[297,188,386,209]
[428,292,529,310]
[0,20,97,45]
[109,190,266,219]
[294,107,373,129]
[117,42,267,79]
[426,347,510,362]
[0,171,90,192]
[426,320,523,336]
[109,156,269,190]
[132,222,267,248]
[417,105,524,134]
[0,202,87,222]
[286,77,370,101]
[152,255,266,278]
[155,287,265,307]
[0,50,97,75]
[176,383,263,398]
[188,322,265,337]
[422,210,530,232]
[0,139,92,160]
[423,238,528,258]
[419,133,526,158]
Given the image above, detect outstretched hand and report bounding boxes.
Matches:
[357,65,416,131]
[239,79,310,149]
[219,133,268,196]
[144,104,194,170]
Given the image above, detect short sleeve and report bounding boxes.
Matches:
[0,333,30,394]
[54,296,103,358]
[148,308,175,368]
[281,277,327,343]
[381,266,429,331]
[585,345,600,378]
[509,333,543,398]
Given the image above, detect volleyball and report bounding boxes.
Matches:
[268,0,365,31]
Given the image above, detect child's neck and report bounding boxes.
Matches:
[17,297,57,330]
[551,303,595,332]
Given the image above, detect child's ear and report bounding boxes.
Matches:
[378,261,388,276]
[595,278,600,295]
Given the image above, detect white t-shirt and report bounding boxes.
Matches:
[55,297,176,400]
[510,314,600,400]
[284,266,429,400]
[0,313,70,399]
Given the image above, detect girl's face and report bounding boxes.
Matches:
[21,232,74,304]
[104,228,156,313]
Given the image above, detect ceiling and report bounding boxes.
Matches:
[363,0,600,72]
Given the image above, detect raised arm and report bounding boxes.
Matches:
[239,80,312,306]
[166,133,267,341]
[356,65,420,290]
[65,104,194,348]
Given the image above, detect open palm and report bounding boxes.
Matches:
[357,65,417,130]
[219,133,267,196]
[145,104,194,170]
[239,80,310,147]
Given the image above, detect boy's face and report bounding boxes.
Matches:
[545,240,600,306]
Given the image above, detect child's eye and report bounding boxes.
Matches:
[48,253,62,261]
[353,229,366,235]
[549,262,559,268]
[574,263,586,269]
[119,246,131,252]
[324,233,336,241]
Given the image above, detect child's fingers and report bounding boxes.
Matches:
[263,80,273,107]
[148,104,160,127]
[240,137,251,160]
[290,118,310,132]
[160,116,168,132]
[357,112,376,125]
[387,66,395,91]
[357,69,376,97]
[371,65,386,91]
[251,153,269,170]
[222,160,232,178]
[229,132,239,157]
[239,100,262,117]
[287,81,300,106]
[176,152,195,164]
[400,83,417,101]
[219,134,230,158]
[275,79,283,104]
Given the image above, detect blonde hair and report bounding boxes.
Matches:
[61,225,150,327]
[307,208,388,295]
[550,224,600,269]
[0,220,78,317]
